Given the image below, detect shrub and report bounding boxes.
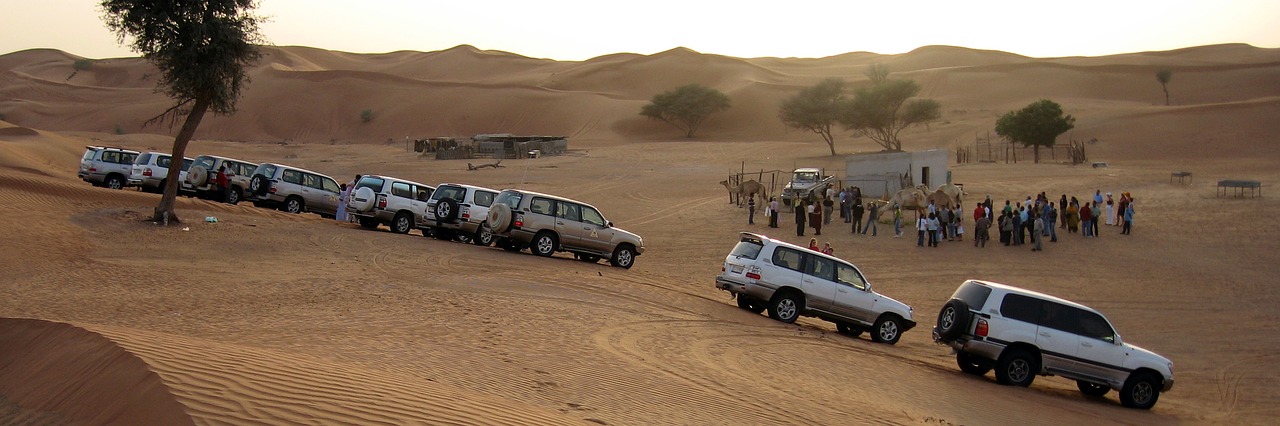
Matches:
[73,59,93,71]
[360,108,373,123]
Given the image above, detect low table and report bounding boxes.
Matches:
[1171,171,1192,184]
[1217,180,1262,197]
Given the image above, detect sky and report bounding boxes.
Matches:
[3,0,1279,60]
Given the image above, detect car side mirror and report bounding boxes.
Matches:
[1107,334,1120,345]
[606,221,613,228]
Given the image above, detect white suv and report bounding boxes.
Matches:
[932,280,1174,409]
[183,155,258,203]
[78,146,139,189]
[129,151,193,194]
[246,163,342,217]
[420,183,499,245]
[347,175,435,234]
[715,232,915,344]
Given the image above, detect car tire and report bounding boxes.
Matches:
[1119,372,1161,409]
[392,212,413,234]
[532,232,557,257]
[250,175,270,196]
[871,315,903,344]
[226,187,242,205]
[936,299,971,341]
[436,198,459,223]
[469,225,493,246]
[358,217,378,229]
[106,175,125,190]
[736,295,767,314]
[957,352,993,375]
[487,203,513,233]
[836,322,864,337]
[609,244,636,269]
[996,349,1037,387]
[283,196,304,214]
[767,291,802,323]
[1077,380,1111,397]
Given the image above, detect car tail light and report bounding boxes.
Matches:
[269,187,276,194]
[975,318,988,337]
[377,194,387,209]
[745,266,762,280]
[514,213,524,228]
[89,167,97,172]
[143,168,153,177]
[721,265,725,272]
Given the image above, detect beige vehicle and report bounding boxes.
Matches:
[246,163,342,217]
[183,154,258,203]
[347,175,435,234]
[486,189,644,269]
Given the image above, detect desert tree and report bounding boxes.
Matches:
[101,0,264,224]
[640,84,730,138]
[1156,69,1172,105]
[779,78,847,155]
[994,99,1075,164]
[838,66,940,152]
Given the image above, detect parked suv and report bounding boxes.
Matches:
[932,280,1173,409]
[486,189,644,268]
[183,155,257,203]
[246,163,342,217]
[420,183,499,245]
[715,232,915,344]
[129,152,193,194]
[78,146,139,189]
[347,175,435,234]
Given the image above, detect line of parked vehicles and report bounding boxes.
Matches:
[77,145,646,268]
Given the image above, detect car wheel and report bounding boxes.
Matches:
[996,349,1037,387]
[106,175,124,190]
[936,299,971,341]
[767,291,802,324]
[736,295,766,314]
[473,224,494,246]
[226,188,242,205]
[392,212,413,234]
[435,198,459,223]
[284,196,304,214]
[836,322,864,337]
[1077,380,1111,397]
[1120,372,1161,409]
[358,217,378,229]
[957,352,993,376]
[871,315,903,344]
[532,232,557,257]
[610,244,636,269]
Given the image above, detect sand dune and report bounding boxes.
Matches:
[1,43,1279,424]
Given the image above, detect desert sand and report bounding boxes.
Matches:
[1,43,1279,425]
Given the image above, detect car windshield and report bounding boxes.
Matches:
[82,149,96,161]
[729,238,763,260]
[254,164,278,178]
[133,153,153,165]
[495,191,523,209]
[953,281,993,308]
[181,158,194,171]
[193,156,215,170]
[795,172,818,182]
[433,185,466,202]
[355,176,385,192]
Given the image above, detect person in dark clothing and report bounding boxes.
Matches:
[852,201,864,234]
[795,200,806,236]
[747,196,756,225]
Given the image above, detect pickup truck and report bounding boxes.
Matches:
[780,168,835,209]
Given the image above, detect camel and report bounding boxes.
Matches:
[719,179,768,207]
[935,183,967,207]
[927,189,956,209]
[885,187,929,212]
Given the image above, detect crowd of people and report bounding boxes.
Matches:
[745,186,1137,255]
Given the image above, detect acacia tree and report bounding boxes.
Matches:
[640,84,730,138]
[838,69,941,152]
[995,99,1076,163]
[1156,69,1172,105]
[101,0,264,224]
[779,78,847,155]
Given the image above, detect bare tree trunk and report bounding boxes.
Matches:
[1162,85,1169,106]
[1034,145,1041,163]
[152,97,211,224]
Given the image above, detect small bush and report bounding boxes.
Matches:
[115,124,125,135]
[73,59,93,71]
[360,108,373,123]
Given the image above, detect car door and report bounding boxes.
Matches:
[762,246,804,294]
[1072,310,1128,384]
[299,172,322,209]
[553,201,585,248]
[1035,301,1083,375]
[830,261,877,323]
[800,253,838,313]
[317,176,341,216]
[575,204,615,253]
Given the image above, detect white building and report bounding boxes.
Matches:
[843,149,949,198]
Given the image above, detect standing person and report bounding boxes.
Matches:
[1091,201,1102,238]
[916,212,928,247]
[1117,192,1130,228]
[1080,201,1093,237]
[862,201,880,236]
[953,205,964,242]
[808,198,822,236]
[1121,198,1135,235]
[974,212,991,248]
[1002,200,1013,216]
[747,195,756,225]
[1065,200,1079,233]
[927,213,940,247]
[938,206,952,241]
[1105,192,1116,226]
[1011,207,1023,245]
[769,197,780,228]
[1032,215,1045,251]
[795,199,807,236]
[808,238,820,251]
[1059,194,1069,229]
[893,206,903,237]
[822,195,834,226]
[851,199,864,234]
[999,211,1013,246]
[1046,202,1058,242]
[336,183,351,222]
[839,187,850,222]
[1093,190,1104,214]
[822,242,834,255]
[214,165,230,202]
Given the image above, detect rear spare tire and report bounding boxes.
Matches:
[487,203,513,233]
[187,166,208,187]
[435,198,460,223]
[936,299,971,341]
[250,174,270,196]
[350,187,376,212]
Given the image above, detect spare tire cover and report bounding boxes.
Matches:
[187,166,208,187]
[487,203,512,233]
[350,187,376,212]
[250,174,270,196]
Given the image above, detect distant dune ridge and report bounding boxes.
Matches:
[0,43,1277,145]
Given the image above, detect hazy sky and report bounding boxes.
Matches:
[4,0,1278,60]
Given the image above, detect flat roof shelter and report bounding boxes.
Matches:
[844,149,949,199]
[1217,180,1261,197]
